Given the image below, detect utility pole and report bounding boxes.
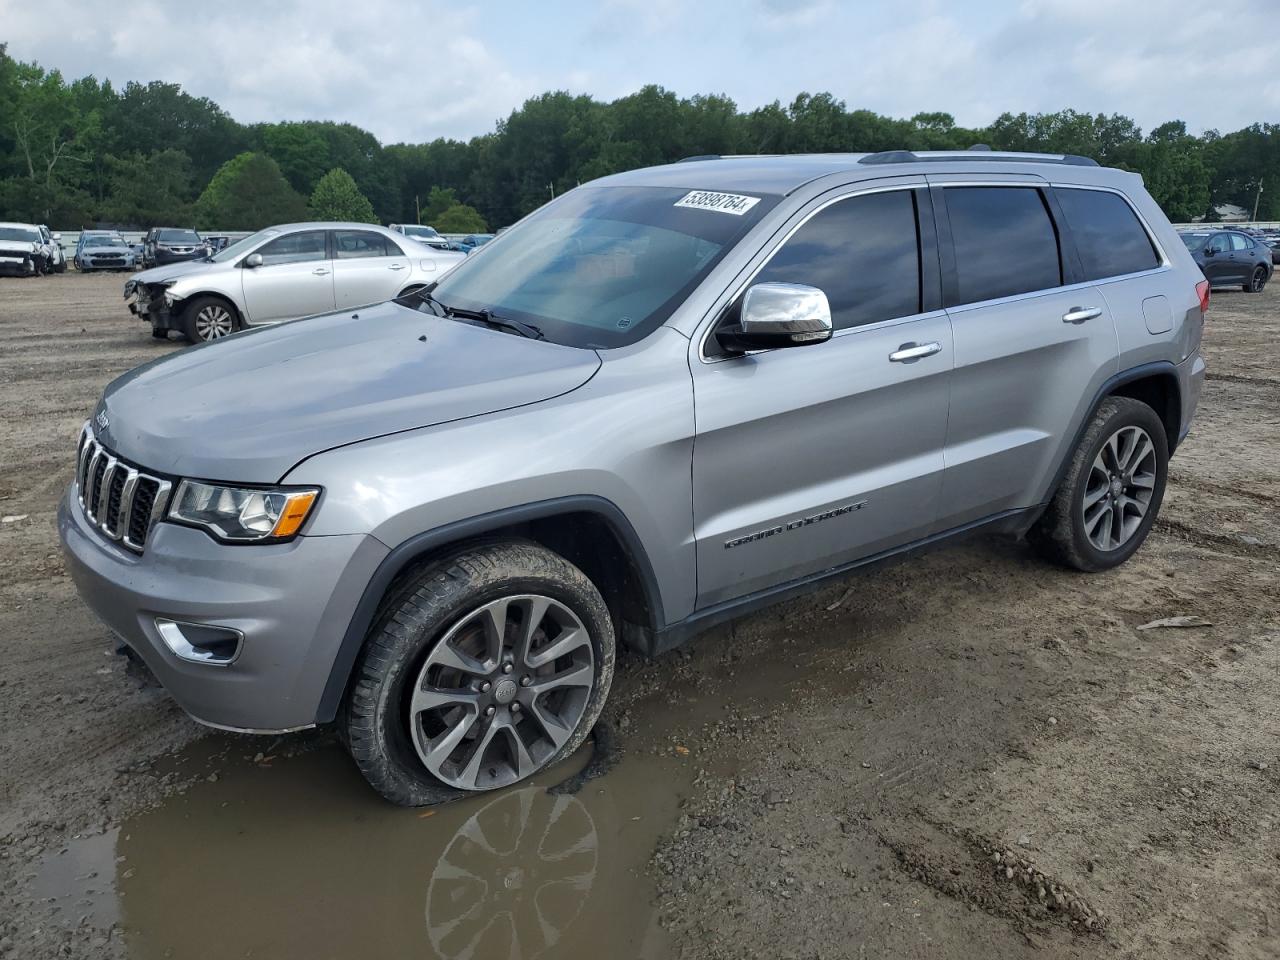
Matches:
[549,182,556,200]
[415,194,421,225]
[1252,178,1263,224]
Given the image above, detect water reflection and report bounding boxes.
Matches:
[33,741,681,960]
[426,788,597,959]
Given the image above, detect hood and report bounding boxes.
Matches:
[93,300,601,482]
[130,259,211,285]
[0,239,37,254]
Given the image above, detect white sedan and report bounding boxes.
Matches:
[125,222,466,343]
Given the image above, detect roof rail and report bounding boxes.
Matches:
[677,154,721,163]
[859,149,1099,167]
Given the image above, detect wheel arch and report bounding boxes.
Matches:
[178,290,244,324]
[315,495,665,724]
[1021,360,1181,535]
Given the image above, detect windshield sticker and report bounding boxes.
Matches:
[674,191,761,216]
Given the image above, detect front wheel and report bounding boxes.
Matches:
[180,296,239,343]
[1245,265,1268,293]
[1029,396,1168,572]
[344,541,615,806]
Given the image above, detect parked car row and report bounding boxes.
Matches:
[0,221,67,275]
[388,224,495,253]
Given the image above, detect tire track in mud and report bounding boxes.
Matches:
[1167,475,1280,508]
[1154,518,1274,559]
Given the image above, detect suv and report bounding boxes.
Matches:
[1179,228,1272,292]
[142,227,206,268]
[60,150,1206,805]
[0,222,45,275]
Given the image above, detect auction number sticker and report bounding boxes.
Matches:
[674,190,761,215]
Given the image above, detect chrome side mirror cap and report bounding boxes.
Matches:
[716,282,833,353]
[243,253,263,268]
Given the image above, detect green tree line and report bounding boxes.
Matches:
[1,43,1275,231]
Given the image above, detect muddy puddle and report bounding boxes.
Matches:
[35,736,688,960]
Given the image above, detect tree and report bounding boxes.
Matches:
[309,167,377,222]
[195,152,307,229]
[421,185,459,223]
[433,203,488,233]
[102,149,196,226]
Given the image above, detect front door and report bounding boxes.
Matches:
[332,229,413,310]
[928,179,1119,528]
[240,229,335,324]
[691,184,952,608]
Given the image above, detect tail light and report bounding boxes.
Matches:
[1195,280,1210,315]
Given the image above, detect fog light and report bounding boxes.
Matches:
[155,618,243,666]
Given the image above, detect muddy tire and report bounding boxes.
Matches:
[1029,396,1168,572]
[180,296,239,343]
[344,540,615,806]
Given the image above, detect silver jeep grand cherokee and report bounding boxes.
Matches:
[60,150,1207,805]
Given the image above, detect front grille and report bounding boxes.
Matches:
[76,426,172,553]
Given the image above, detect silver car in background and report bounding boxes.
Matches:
[125,221,466,342]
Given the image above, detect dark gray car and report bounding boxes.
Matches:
[1180,228,1273,292]
[60,150,1207,804]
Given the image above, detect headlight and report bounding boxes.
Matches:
[124,280,137,296]
[168,480,320,542]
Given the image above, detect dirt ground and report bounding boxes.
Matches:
[0,272,1277,959]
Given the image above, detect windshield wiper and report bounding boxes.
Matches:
[443,304,545,341]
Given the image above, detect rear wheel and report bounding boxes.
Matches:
[180,296,239,343]
[1029,396,1168,572]
[344,541,615,806]
[1245,265,1268,293]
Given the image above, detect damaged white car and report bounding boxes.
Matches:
[125,222,465,342]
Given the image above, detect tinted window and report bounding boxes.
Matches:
[945,187,1061,305]
[750,190,921,330]
[333,230,400,258]
[1057,189,1160,279]
[1229,233,1252,252]
[257,230,326,265]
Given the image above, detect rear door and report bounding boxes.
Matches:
[691,180,953,607]
[1227,233,1254,283]
[929,177,1119,528]
[331,229,412,309]
[239,229,335,324]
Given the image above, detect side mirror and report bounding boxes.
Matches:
[243,253,263,268]
[715,282,833,353]
[1203,246,1216,257]
[52,232,61,241]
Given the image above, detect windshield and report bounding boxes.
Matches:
[0,227,39,242]
[403,225,440,239]
[211,228,279,263]
[1180,233,1210,252]
[159,229,201,243]
[429,185,778,348]
[86,236,128,247]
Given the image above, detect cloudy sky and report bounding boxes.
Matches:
[3,0,1277,144]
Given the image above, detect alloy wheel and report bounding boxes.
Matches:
[1252,267,1267,292]
[409,594,595,791]
[1082,425,1157,551]
[194,304,234,340]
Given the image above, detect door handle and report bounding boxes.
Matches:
[388,263,405,271]
[888,341,942,363]
[312,268,330,276]
[1062,306,1102,324]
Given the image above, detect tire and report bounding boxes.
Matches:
[1029,396,1168,572]
[151,328,169,340]
[344,540,615,806]
[1245,265,1267,293]
[180,296,239,343]
[54,257,67,274]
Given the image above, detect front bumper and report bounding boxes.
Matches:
[81,258,136,271]
[59,489,389,732]
[0,254,34,274]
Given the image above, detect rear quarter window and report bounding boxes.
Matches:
[944,186,1062,305]
[1057,188,1161,280]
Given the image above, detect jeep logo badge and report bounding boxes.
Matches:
[95,410,109,431]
